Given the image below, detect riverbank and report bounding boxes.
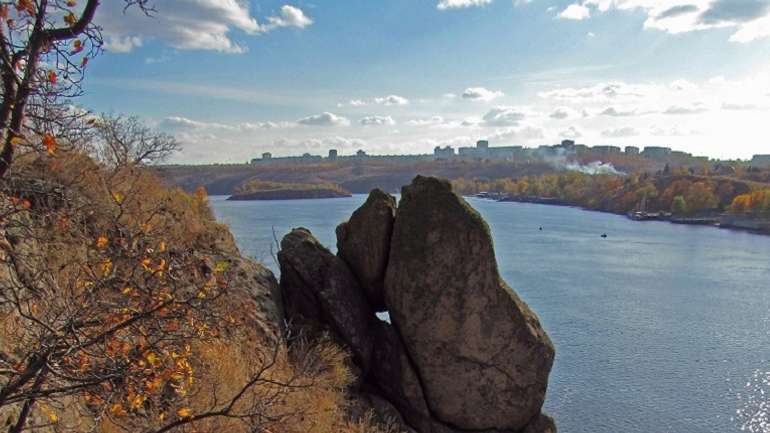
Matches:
[227,188,352,200]
[483,194,770,235]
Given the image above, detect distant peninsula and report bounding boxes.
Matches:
[227,179,352,201]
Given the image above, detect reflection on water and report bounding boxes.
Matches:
[736,369,770,433]
[210,195,770,433]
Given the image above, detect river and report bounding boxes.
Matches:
[210,195,770,433]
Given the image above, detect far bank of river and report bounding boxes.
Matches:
[475,193,770,235]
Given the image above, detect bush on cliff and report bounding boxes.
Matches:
[0,149,396,433]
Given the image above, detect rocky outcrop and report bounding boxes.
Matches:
[278,176,556,433]
[385,176,555,431]
[336,188,396,311]
[277,228,377,370]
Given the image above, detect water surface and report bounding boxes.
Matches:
[211,195,770,433]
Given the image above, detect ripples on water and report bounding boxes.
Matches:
[210,195,770,433]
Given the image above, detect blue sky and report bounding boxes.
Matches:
[82,0,770,163]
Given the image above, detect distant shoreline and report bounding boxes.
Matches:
[227,188,352,201]
[476,195,770,236]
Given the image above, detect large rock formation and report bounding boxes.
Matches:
[336,189,396,311]
[384,176,555,431]
[278,228,377,370]
[278,176,556,433]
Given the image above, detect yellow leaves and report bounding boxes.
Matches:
[47,70,57,85]
[159,241,167,252]
[63,11,77,26]
[214,260,230,274]
[101,258,113,276]
[110,403,127,417]
[176,407,192,418]
[96,236,109,249]
[41,405,58,424]
[10,135,25,147]
[112,191,124,204]
[127,390,147,411]
[145,351,160,368]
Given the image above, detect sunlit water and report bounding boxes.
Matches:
[210,195,770,433]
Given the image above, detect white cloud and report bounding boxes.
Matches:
[97,2,313,54]
[664,103,709,115]
[572,0,770,43]
[549,106,578,119]
[341,95,410,107]
[275,136,368,152]
[360,115,396,126]
[600,106,640,117]
[105,36,143,53]
[406,116,446,126]
[263,5,313,31]
[559,4,591,20]
[559,126,583,139]
[601,127,640,137]
[722,102,761,111]
[488,125,546,142]
[482,106,526,126]
[462,87,505,101]
[437,0,493,10]
[297,112,351,127]
[374,95,410,106]
[160,116,291,131]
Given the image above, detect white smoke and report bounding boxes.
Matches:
[564,160,625,175]
[539,146,625,175]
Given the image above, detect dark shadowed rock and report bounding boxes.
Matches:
[369,322,434,433]
[384,176,555,431]
[278,228,376,369]
[521,414,557,433]
[336,189,396,311]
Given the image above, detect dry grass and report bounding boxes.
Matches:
[0,151,399,433]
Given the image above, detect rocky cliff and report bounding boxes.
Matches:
[277,175,556,433]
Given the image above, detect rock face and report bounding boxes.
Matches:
[278,228,376,369]
[336,188,396,311]
[278,177,556,433]
[385,176,554,431]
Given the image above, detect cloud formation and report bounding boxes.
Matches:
[297,112,351,127]
[601,127,640,138]
[340,95,410,107]
[556,0,770,42]
[437,0,494,10]
[462,87,505,101]
[98,1,312,54]
[360,115,396,126]
[482,107,527,126]
[559,4,591,20]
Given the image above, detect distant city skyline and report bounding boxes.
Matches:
[81,1,770,163]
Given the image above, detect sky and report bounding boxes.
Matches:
[80,0,770,163]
